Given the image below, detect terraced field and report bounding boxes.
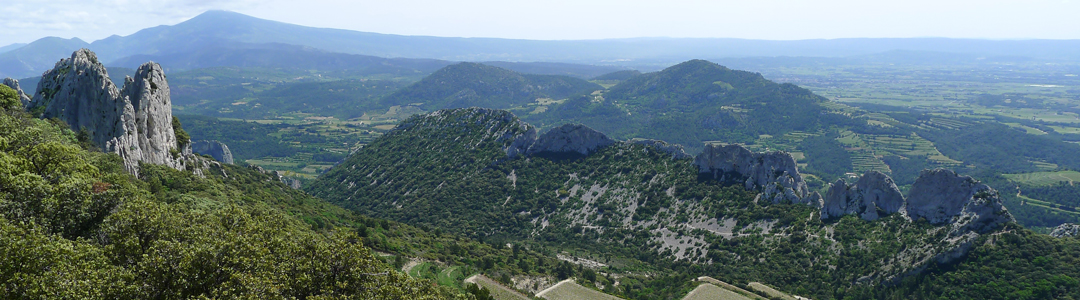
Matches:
[747,282,799,300]
[681,283,752,300]
[693,277,767,300]
[465,274,531,300]
[536,279,621,300]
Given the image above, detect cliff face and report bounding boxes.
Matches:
[191,140,234,164]
[821,171,905,221]
[693,144,811,204]
[29,49,184,175]
[906,169,1014,234]
[2,78,31,106]
[821,169,1012,235]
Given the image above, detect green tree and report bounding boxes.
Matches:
[0,85,20,111]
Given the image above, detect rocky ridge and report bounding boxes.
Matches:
[906,169,1014,233]
[27,49,199,175]
[2,78,31,107]
[191,140,234,164]
[693,144,812,204]
[631,139,691,159]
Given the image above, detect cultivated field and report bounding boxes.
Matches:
[465,274,532,300]
[1005,171,1080,186]
[536,279,622,300]
[681,283,752,300]
[748,282,799,300]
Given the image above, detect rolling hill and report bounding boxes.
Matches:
[527,59,833,153]
[381,62,603,110]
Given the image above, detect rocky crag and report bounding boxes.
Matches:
[27,49,199,175]
[823,169,1013,233]
[819,168,1014,284]
[1051,223,1080,238]
[191,140,234,164]
[2,78,32,107]
[693,144,812,204]
[821,171,905,221]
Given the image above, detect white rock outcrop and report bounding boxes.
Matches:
[906,169,1013,234]
[1051,223,1080,238]
[29,49,184,175]
[192,140,235,164]
[2,78,31,107]
[821,171,905,221]
[693,144,811,204]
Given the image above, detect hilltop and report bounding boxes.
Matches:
[527,59,830,152]
[381,62,602,110]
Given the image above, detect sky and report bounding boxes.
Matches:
[3,0,1080,45]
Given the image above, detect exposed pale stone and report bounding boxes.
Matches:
[906,169,1013,234]
[821,171,905,221]
[29,49,183,175]
[192,140,235,164]
[2,78,31,107]
[1051,223,1080,238]
[694,144,811,204]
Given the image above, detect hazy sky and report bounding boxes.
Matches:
[3,0,1080,45]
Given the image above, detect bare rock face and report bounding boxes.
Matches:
[821,171,905,220]
[29,49,183,175]
[192,140,235,164]
[1051,223,1080,238]
[526,124,615,156]
[906,169,1013,234]
[2,78,31,107]
[694,144,811,204]
[631,139,691,159]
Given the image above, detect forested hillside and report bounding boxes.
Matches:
[382,62,603,110]
[526,60,832,153]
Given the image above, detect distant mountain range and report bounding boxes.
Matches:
[5,10,1080,79]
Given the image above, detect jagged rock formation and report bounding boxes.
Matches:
[821,171,905,221]
[821,169,1013,235]
[631,139,691,159]
[694,144,811,204]
[526,124,615,156]
[2,78,31,106]
[192,140,234,164]
[906,169,1013,234]
[1051,223,1080,238]
[28,49,184,175]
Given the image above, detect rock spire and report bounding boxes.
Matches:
[29,49,185,175]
